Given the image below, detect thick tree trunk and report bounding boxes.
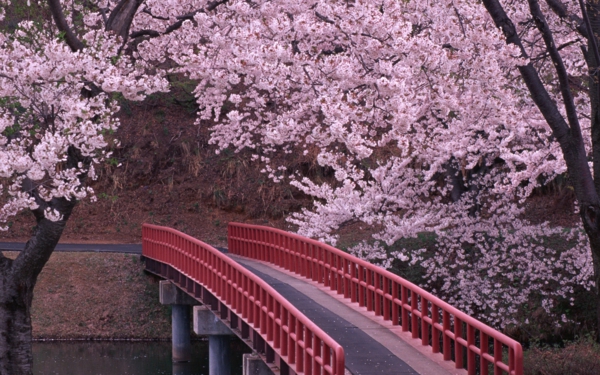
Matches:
[0,200,76,375]
[0,266,35,375]
[0,2,142,373]
[482,0,600,340]
[583,229,600,341]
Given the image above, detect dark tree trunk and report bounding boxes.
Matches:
[0,2,146,372]
[482,0,600,340]
[0,200,76,375]
[580,0,600,341]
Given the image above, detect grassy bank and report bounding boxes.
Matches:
[5,251,172,340]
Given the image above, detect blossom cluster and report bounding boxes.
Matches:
[0,3,168,227]
[0,0,592,328]
[132,0,591,327]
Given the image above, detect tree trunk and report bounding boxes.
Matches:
[0,268,35,375]
[0,200,76,375]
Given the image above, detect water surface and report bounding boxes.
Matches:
[33,340,251,375]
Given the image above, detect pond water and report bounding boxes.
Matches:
[33,340,252,375]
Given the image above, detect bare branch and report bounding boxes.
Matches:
[482,0,597,205]
[529,0,581,135]
[47,0,85,51]
[546,0,589,38]
[130,0,229,40]
[315,11,335,24]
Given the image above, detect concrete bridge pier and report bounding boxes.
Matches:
[159,281,199,362]
[243,353,274,375]
[194,305,235,375]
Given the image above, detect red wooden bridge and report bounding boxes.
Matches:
[142,223,523,375]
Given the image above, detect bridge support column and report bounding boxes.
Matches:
[243,354,275,375]
[172,304,192,362]
[159,281,200,363]
[193,305,235,375]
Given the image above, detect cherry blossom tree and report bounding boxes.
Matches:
[0,1,169,373]
[3,0,600,372]
[156,0,596,330]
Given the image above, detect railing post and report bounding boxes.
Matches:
[411,291,418,339]
[421,297,428,346]
[375,274,381,316]
[392,282,399,326]
[467,324,475,375]
[494,338,502,375]
[455,317,463,369]
[480,332,488,375]
[432,304,440,353]
[443,311,451,361]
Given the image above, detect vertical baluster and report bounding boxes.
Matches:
[375,274,381,316]
[443,310,451,361]
[281,307,288,355]
[259,288,265,334]
[242,276,248,320]
[432,305,440,353]
[383,277,390,321]
[411,291,418,339]
[350,262,356,303]
[455,317,463,369]
[313,336,321,375]
[421,297,428,346]
[467,325,475,375]
[359,266,365,307]
[296,320,303,373]
[329,250,334,288]
[401,285,409,328]
[304,330,312,375]
[302,241,307,278]
[509,347,515,375]
[323,343,330,375]
[270,231,275,265]
[294,239,300,275]
[493,339,502,375]
[480,332,489,375]
[392,282,399,325]
[288,315,295,364]
[274,300,280,349]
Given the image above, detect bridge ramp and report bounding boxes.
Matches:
[230,254,465,375]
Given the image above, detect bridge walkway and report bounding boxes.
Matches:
[230,254,461,375]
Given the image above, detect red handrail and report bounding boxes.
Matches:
[228,222,523,375]
[142,223,345,375]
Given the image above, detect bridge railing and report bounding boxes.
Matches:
[142,224,345,375]
[228,222,523,375]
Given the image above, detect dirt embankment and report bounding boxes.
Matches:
[5,251,172,340]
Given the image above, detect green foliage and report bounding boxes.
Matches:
[106,157,119,167]
[98,192,118,202]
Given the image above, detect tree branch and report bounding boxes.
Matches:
[529,0,582,136]
[546,0,589,38]
[106,0,144,43]
[47,0,85,52]
[130,29,160,38]
[129,0,229,40]
[482,0,597,205]
[12,146,87,281]
[142,7,169,21]
[579,0,600,69]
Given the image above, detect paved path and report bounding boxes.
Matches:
[0,242,142,254]
[230,254,462,375]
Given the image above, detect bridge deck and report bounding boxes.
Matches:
[230,254,463,375]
